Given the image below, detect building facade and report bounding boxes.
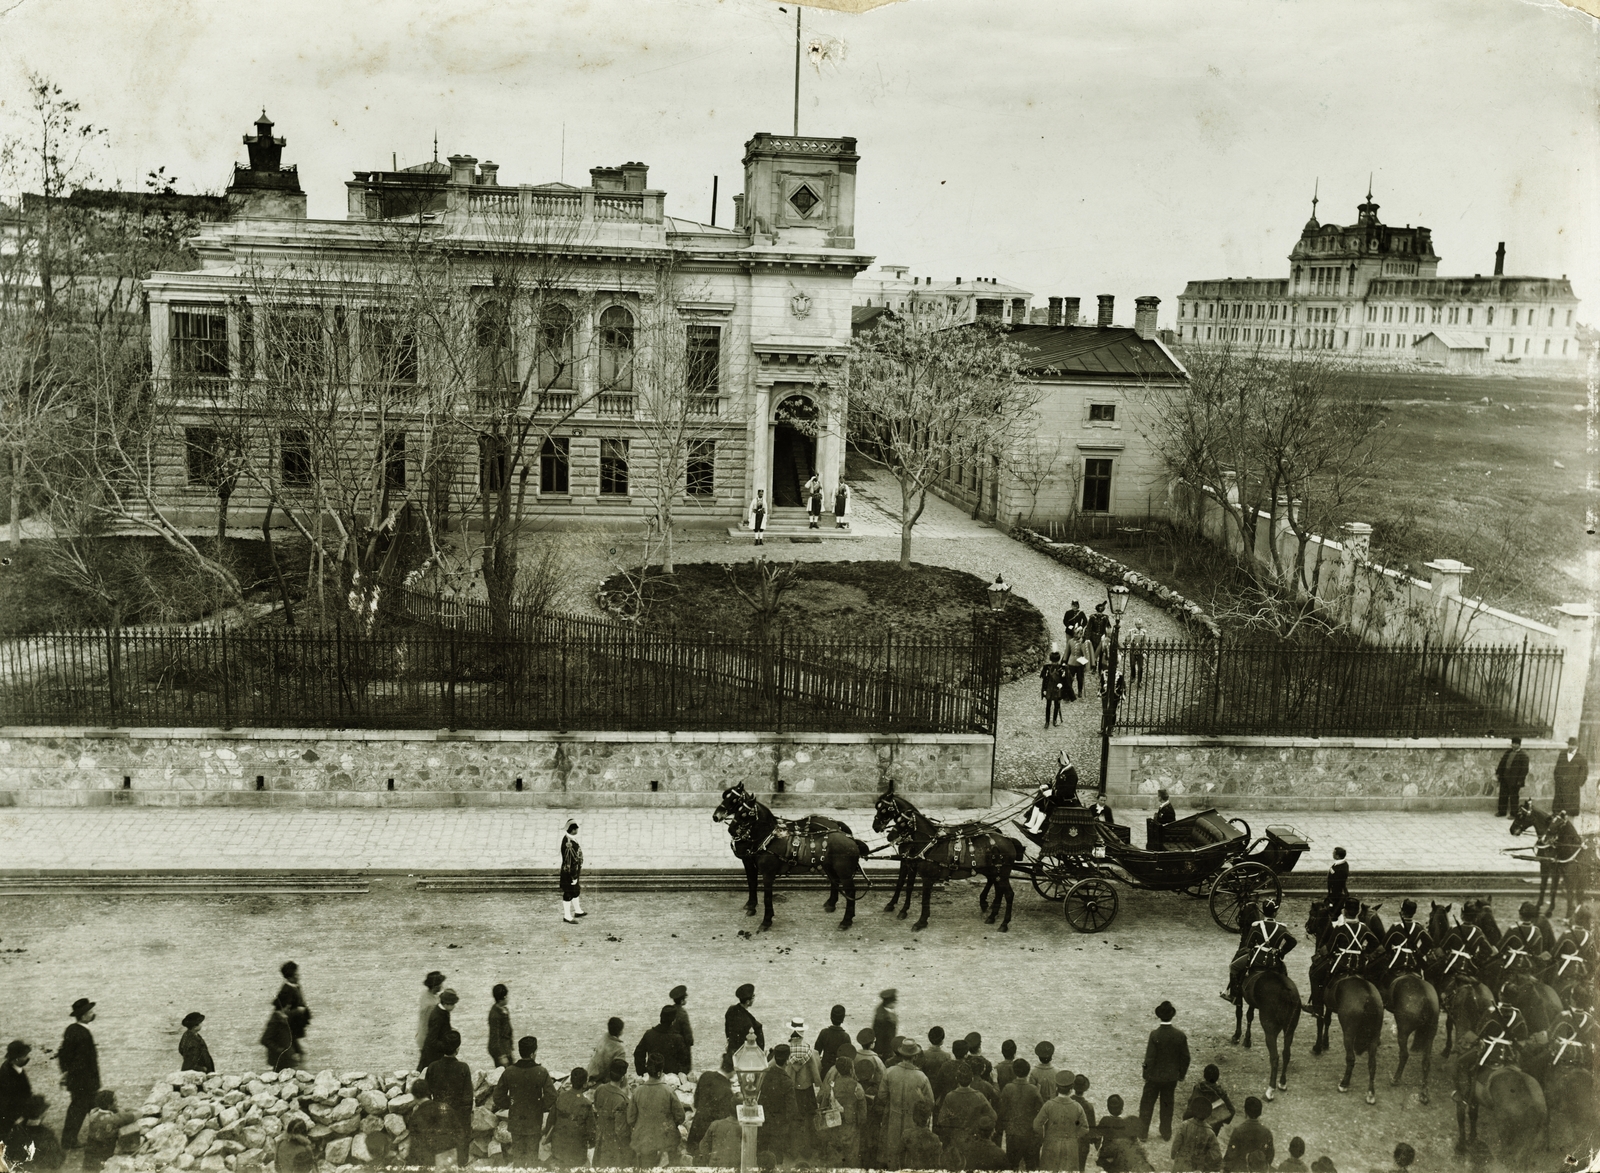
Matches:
[1176,191,1584,369]
[143,118,872,532]
[928,299,1187,527]
[853,265,1033,328]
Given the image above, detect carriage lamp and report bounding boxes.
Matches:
[732,1032,767,1173]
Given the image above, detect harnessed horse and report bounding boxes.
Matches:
[1306,910,1384,1102]
[872,790,1026,932]
[1509,799,1588,917]
[1426,902,1498,1057]
[712,782,870,931]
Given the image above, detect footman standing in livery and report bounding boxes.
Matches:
[1223,900,1296,1003]
[1324,847,1349,917]
[560,822,585,924]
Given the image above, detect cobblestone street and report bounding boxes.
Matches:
[2,884,1498,1173]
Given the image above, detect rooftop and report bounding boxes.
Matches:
[1009,324,1185,379]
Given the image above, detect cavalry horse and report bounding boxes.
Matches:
[712,782,869,931]
[1509,799,1588,917]
[1305,903,1384,1103]
[1452,1046,1548,1164]
[872,790,1026,932]
[1232,968,1301,1100]
[1381,970,1440,1103]
[1426,902,1497,1058]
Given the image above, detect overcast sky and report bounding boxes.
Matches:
[3,0,1595,327]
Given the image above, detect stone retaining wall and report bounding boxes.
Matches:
[1105,735,1573,811]
[0,728,994,807]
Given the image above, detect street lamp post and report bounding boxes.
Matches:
[731,1032,767,1173]
[1097,585,1130,796]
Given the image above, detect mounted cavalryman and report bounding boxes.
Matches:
[1223,900,1296,1003]
[1379,899,1432,981]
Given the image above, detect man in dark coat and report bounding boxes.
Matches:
[635,1005,689,1075]
[261,1004,295,1071]
[419,988,459,1070]
[1138,1000,1189,1144]
[1220,1096,1274,1172]
[687,1051,736,1151]
[997,1057,1042,1169]
[405,1080,458,1170]
[493,1035,556,1166]
[1325,847,1350,915]
[1495,737,1530,817]
[560,821,585,922]
[668,985,694,1070]
[178,1013,214,1074]
[0,1040,32,1135]
[871,989,899,1063]
[273,963,309,1063]
[756,1044,798,1161]
[814,1004,851,1079]
[423,1030,474,1167]
[58,999,99,1149]
[725,983,763,1055]
[1553,736,1589,815]
[1062,602,1086,641]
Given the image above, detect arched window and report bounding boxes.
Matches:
[475,300,513,391]
[536,304,574,390]
[599,305,634,391]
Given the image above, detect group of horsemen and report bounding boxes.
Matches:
[1223,870,1597,1075]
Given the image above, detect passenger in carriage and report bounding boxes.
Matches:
[1088,793,1115,826]
[1025,753,1082,834]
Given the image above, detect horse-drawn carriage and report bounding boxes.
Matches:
[1016,805,1310,933]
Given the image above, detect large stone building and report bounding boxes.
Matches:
[1176,189,1584,369]
[852,265,1033,328]
[143,116,872,531]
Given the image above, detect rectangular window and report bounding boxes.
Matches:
[1081,459,1112,513]
[686,324,721,395]
[539,437,570,494]
[185,427,220,486]
[272,310,326,384]
[1088,403,1116,422]
[1381,334,1389,347]
[1510,308,1518,326]
[479,434,508,493]
[1399,307,1408,323]
[1566,310,1574,327]
[363,314,418,387]
[599,437,629,495]
[1365,332,1373,346]
[687,439,715,496]
[382,431,407,491]
[1487,307,1495,326]
[280,430,312,487]
[1466,308,1473,324]
[1508,338,1516,354]
[1548,308,1555,327]
[1544,339,1552,355]
[171,308,229,378]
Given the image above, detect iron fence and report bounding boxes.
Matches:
[1114,637,1562,738]
[0,618,1000,735]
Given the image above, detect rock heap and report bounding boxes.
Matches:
[103,1067,512,1173]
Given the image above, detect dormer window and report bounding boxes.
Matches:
[788,184,820,216]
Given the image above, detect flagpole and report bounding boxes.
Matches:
[793,5,801,136]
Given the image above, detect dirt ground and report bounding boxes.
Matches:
[0,882,1555,1170]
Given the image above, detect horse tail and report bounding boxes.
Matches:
[855,837,871,860]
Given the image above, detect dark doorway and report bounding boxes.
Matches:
[771,394,818,506]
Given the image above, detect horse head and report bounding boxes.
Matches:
[873,791,913,837]
[713,782,758,825]
[1508,799,1540,838]
[1428,901,1456,942]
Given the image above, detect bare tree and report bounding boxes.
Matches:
[1005,433,1065,527]
[844,316,1035,569]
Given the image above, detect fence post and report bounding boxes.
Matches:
[448,627,459,732]
[1411,635,1429,738]
[1512,635,1528,729]
[220,622,233,729]
[775,627,786,735]
[1209,639,1224,734]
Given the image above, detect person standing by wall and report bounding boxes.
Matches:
[592,1059,634,1168]
[545,1067,596,1168]
[805,474,823,529]
[872,990,899,1063]
[1553,736,1589,816]
[260,1003,295,1072]
[416,972,445,1067]
[1495,736,1529,817]
[668,985,693,1072]
[0,1041,33,1137]
[1125,620,1148,687]
[419,988,459,1071]
[833,482,850,529]
[273,964,309,1066]
[80,1089,136,1173]
[1041,650,1068,728]
[178,1013,213,1075]
[587,1017,627,1081]
[560,821,585,923]
[423,1030,473,1168]
[488,984,514,1070]
[629,1056,686,1168]
[1138,1000,1189,1144]
[748,489,767,546]
[57,999,100,1150]
[494,1036,556,1167]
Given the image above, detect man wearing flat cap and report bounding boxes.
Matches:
[58,998,99,1149]
[561,821,585,923]
[1032,1068,1089,1171]
[179,1013,214,1074]
[0,1040,32,1136]
[725,983,763,1056]
[872,989,899,1064]
[1138,1001,1188,1144]
[880,1038,933,1168]
[668,985,693,1071]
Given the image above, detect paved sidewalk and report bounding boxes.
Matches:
[0,802,1541,875]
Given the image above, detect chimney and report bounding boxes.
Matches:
[1097,294,1115,328]
[620,162,649,193]
[478,161,499,186]
[1047,297,1063,327]
[955,277,962,285]
[1011,297,1027,323]
[447,154,478,186]
[1494,242,1506,276]
[1063,297,1080,326]
[1134,296,1160,340]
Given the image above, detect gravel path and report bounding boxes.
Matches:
[535,468,1190,799]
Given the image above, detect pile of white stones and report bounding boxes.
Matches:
[104,1067,513,1173]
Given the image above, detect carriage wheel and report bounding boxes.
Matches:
[1031,859,1074,902]
[1228,817,1252,841]
[1063,877,1119,933]
[1209,861,1281,932]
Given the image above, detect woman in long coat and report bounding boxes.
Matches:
[591,1060,633,1168]
[626,1058,684,1167]
[1033,1071,1090,1171]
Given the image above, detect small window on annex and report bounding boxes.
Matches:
[364,314,418,387]
[280,430,313,487]
[171,307,229,379]
[686,325,721,396]
[687,439,715,496]
[382,431,407,491]
[1081,458,1112,513]
[479,433,509,493]
[540,437,570,494]
[599,306,635,392]
[600,437,630,495]
[1088,403,1116,423]
[537,304,575,390]
[185,427,224,486]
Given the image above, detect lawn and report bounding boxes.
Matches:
[599,560,1047,679]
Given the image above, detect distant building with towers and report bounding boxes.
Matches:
[852,266,1033,327]
[1176,186,1584,369]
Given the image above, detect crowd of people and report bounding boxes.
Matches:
[2,974,1393,1173]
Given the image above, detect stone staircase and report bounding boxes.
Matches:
[725,505,858,540]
